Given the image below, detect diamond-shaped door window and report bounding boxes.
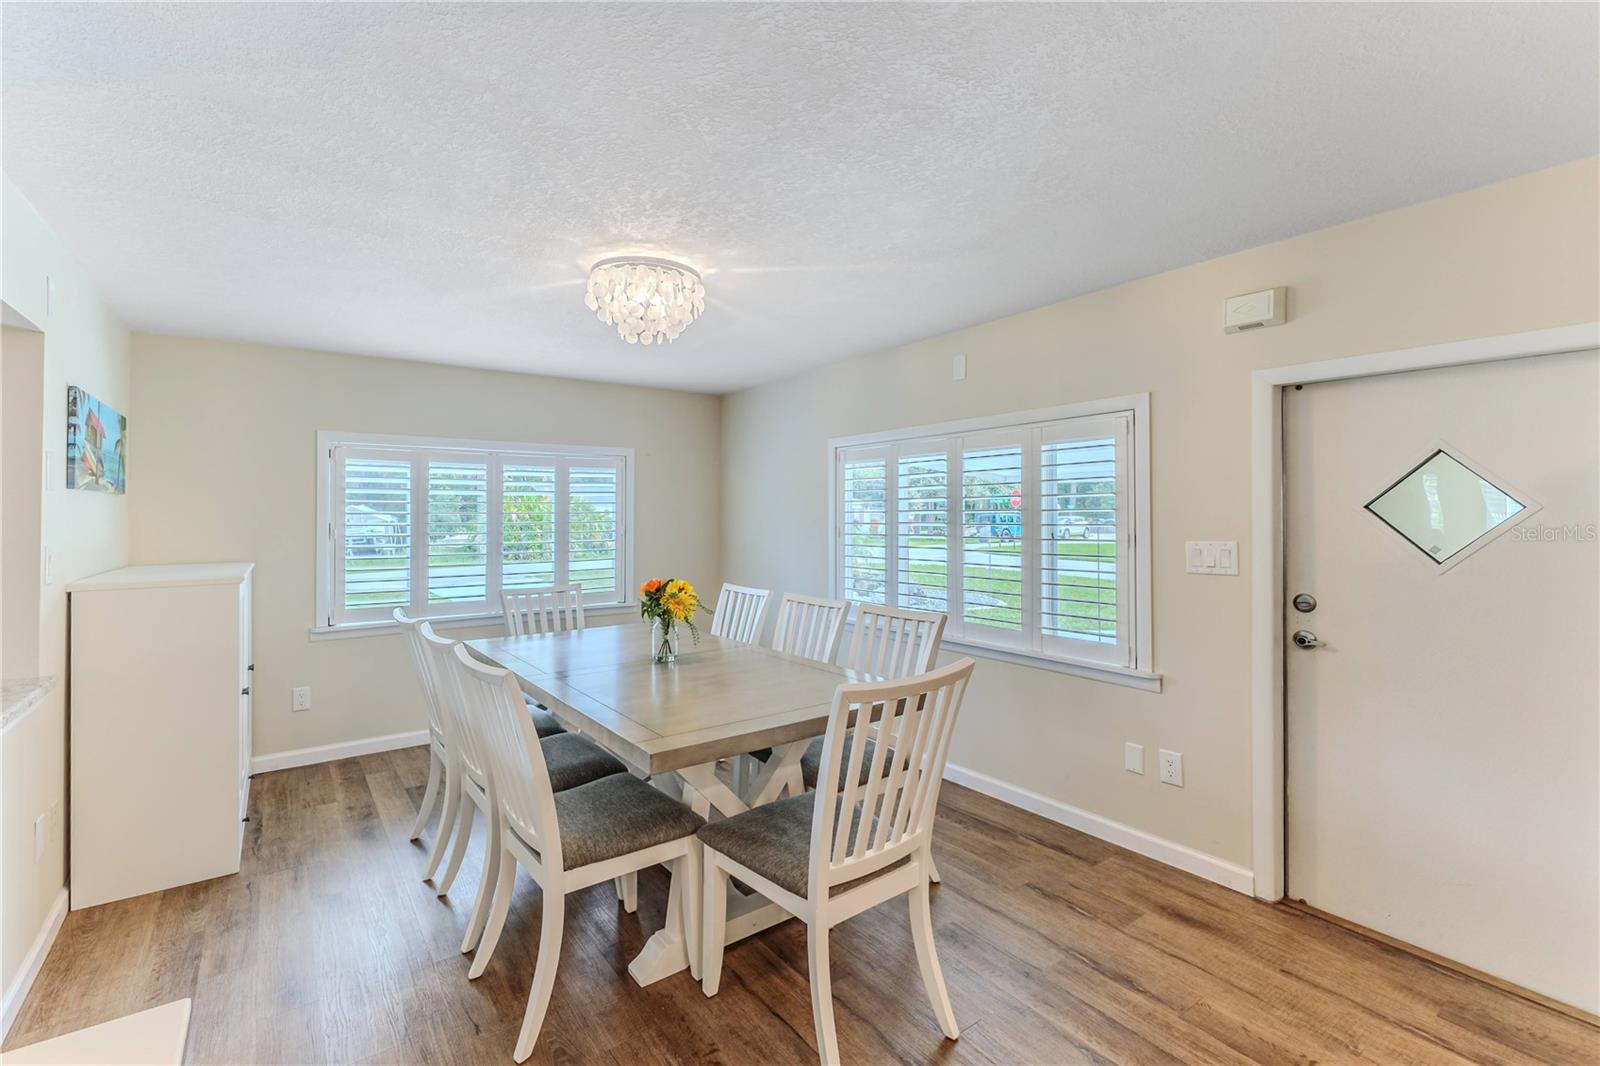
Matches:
[1365,449,1528,566]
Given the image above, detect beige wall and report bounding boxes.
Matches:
[720,157,1600,871]
[1,176,132,1007]
[128,336,723,758]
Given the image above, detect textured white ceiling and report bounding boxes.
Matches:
[4,3,1596,393]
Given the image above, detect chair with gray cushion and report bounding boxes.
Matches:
[450,643,705,1063]
[394,609,452,846]
[521,693,565,738]
[699,659,976,1066]
[415,624,627,962]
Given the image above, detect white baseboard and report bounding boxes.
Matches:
[250,729,428,775]
[942,762,1255,896]
[2,886,68,1042]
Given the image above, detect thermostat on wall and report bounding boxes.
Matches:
[1224,286,1287,333]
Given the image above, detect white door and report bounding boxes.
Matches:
[1285,348,1599,1013]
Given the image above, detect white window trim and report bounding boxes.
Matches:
[312,430,635,635]
[827,393,1157,690]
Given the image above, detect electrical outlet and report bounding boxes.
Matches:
[292,686,312,712]
[1159,749,1184,787]
[1124,742,1144,775]
[34,812,48,861]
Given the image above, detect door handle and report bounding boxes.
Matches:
[1292,630,1324,649]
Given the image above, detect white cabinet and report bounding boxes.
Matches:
[68,563,253,909]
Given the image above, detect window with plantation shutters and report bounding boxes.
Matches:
[830,398,1152,684]
[317,433,631,629]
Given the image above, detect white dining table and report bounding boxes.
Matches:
[465,624,867,986]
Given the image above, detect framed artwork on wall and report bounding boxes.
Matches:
[65,385,126,493]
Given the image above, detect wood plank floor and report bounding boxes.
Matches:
[6,747,1596,1064]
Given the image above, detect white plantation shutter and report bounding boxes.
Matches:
[839,448,889,605]
[830,402,1144,676]
[1039,415,1129,664]
[896,443,950,613]
[427,461,489,606]
[502,463,557,591]
[339,453,412,612]
[568,462,621,598]
[322,437,630,627]
[960,433,1027,642]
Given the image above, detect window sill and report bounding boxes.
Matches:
[937,638,1162,692]
[308,602,636,642]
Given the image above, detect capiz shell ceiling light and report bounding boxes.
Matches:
[584,256,705,345]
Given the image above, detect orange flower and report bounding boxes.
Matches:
[639,578,666,597]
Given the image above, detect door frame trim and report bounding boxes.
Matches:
[1248,322,1600,900]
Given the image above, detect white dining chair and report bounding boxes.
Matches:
[502,585,586,635]
[709,582,770,645]
[796,602,951,881]
[791,602,948,792]
[449,643,706,1063]
[770,592,849,664]
[738,593,850,794]
[699,658,976,1066]
[842,602,947,680]
[416,623,629,959]
[502,586,585,737]
[395,608,449,844]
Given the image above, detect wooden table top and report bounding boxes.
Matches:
[466,626,862,775]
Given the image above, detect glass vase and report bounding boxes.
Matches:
[650,618,679,664]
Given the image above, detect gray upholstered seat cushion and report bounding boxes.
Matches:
[800,736,892,790]
[522,692,565,737]
[696,792,906,898]
[541,733,627,793]
[553,773,705,869]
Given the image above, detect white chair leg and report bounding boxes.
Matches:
[436,798,475,896]
[468,849,517,980]
[807,926,842,1066]
[927,854,942,884]
[615,871,638,914]
[512,890,566,1063]
[422,766,462,882]
[682,842,703,981]
[461,808,502,953]
[701,850,727,996]
[408,749,443,841]
[909,878,959,1039]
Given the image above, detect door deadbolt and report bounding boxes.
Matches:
[1292,593,1317,613]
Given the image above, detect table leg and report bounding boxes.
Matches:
[627,750,811,987]
[627,848,691,986]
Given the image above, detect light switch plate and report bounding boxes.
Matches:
[1185,541,1238,575]
[1124,742,1144,775]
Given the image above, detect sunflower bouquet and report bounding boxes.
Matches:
[638,577,704,663]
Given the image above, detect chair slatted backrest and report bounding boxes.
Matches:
[709,583,771,645]
[394,608,445,741]
[807,659,975,896]
[418,623,490,786]
[503,586,586,636]
[449,644,562,869]
[771,593,848,664]
[844,603,947,680]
